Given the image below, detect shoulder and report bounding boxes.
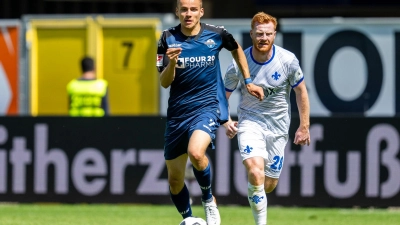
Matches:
[274,45,297,63]
[275,45,295,57]
[161,25,180,37]
[97,79,108,85]
[243,46,252,55]
[203,23,228,34]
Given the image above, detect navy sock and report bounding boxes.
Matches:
[192,163,212,201]
[170,184,192,219]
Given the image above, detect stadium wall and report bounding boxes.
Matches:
[0,117,399,207]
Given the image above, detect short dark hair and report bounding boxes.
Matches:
[81,56,95,73]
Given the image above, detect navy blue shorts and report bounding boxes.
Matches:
[164,111,221,160]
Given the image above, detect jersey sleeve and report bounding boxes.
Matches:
[221,28,239,51]
[156,31,169,73]
[288,56,304,88]
[224,59,240,92]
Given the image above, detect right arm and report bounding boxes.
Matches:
[156,32,182,88]
[230,43,264,101]
[159,48,182,88]
[223,91,238,139]
[223,63,240,139]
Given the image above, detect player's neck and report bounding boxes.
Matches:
[180,22,201,36]
[81,71,96,79]
[252,47,273,63]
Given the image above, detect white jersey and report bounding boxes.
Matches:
[224,45,304,135]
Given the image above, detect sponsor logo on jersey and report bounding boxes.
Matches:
[168,43,182,48]
[204,39,216,48]
[156,54,163,66]
[175,55,216,69]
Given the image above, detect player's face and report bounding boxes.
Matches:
[176,0,203,31]
[250,22,276,53]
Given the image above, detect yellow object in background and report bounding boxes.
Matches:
[27,17,160,116]
[36,29,86,115]
[102,26,159,115]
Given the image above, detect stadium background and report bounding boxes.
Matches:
[0,0,400,208]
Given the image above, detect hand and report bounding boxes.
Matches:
[166,48,182,64]
[224,120,238,139]
[246,83,264,101]
[294,126,310,146]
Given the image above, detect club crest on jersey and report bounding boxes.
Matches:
[204,39,216,48]
[272,71,281,80]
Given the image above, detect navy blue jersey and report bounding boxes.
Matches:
[157,23,238,123]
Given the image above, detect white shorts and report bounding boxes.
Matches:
[237,120,288,179]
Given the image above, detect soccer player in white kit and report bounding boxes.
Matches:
[223,12,311,225]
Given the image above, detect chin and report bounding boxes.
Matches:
[255,46,271,52]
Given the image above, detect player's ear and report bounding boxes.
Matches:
[175,7,179,17]
[249,29,253,39]
[200,7,204,18]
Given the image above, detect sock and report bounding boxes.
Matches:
[192,163,212,201]
[248,182,267,225]
[170,184,192,219]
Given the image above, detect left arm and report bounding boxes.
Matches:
[293,80,310,145]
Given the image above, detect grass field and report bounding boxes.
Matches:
[0,204,399,225]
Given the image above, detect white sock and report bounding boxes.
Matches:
[247,182,267,225]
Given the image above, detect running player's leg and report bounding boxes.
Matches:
[188,114,221,225]
[164,121,193,219]
[263,135,288,224]
[238,122,268,225]
[264,135,287,192]
[166,154,192,219]
[243,157,268,225]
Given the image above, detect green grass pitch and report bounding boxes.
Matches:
[0,204,399,225]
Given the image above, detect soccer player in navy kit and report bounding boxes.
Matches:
[156,0,264,224]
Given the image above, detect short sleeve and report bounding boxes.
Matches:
[288,57,304,88]
[224,59,240,92]
[156,31,169,73]
[221,28,238,51]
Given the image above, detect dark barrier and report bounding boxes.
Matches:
[0,117,399,207]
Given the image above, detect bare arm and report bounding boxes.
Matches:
[159,48,182,88]
[224,91,238,139]
[293,80,311,145]
[230,43,264,101]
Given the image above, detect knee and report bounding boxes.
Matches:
[188,151,207,169]
[248,167,265,185]
[168,175,184,193]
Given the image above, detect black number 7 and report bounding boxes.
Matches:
[122,41,133,68]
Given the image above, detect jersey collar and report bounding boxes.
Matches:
[250,45,275,65]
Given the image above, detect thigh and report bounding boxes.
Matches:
[164,120,190,160]
[189,112,220,149]
[264,135,288,179]
[237,121,268,161]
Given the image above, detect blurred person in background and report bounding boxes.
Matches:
[223,12,310,225]
[156,0,264,224]
[67,56,109,117]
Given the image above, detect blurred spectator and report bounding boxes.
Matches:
[67,56,109,117]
